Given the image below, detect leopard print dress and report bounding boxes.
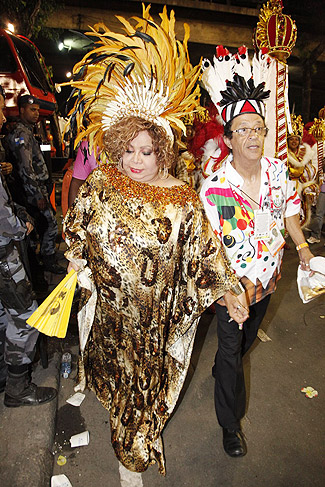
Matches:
[64,164,238,475]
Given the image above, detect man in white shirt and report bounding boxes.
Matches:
[200,71,314,458]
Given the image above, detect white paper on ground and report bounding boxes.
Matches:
[66,392,85,407]
[51,474,72,487]
[257,329,272,342]
[70,430,89,447]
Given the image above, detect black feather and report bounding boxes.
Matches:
[73,65,87,81]
[120,45,141,52]
[66,87,78,104]
[123,62,135,77]
[144,19,158,29]
[219,74,270,107]
[103,62,114,83]
[131,31,156,45]
[95,79,104,97]
[86,53,111,65]
[115,54,131,62]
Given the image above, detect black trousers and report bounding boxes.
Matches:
[214,295,271,430]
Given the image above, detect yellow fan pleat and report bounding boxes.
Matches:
[27,270,78,338]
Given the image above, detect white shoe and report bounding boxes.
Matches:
[307,236,320,244]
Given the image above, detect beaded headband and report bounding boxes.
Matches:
[62,5,201,154]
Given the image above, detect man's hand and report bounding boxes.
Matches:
[37,197,47,210]
[25,222,34,235]
[223,290,249,325]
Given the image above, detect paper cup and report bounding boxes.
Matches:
[51,474,72,487]
[70,430,89,447]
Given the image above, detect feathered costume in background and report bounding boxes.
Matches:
[62,4,202,158]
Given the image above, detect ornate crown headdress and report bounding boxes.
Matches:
[62,5,201,154]
[308,118,325,142]
[254,0,297,62]
[288,114,304,139]
[201,46,271,124]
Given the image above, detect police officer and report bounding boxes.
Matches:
[0,85,57,406]
[7,94,65,274]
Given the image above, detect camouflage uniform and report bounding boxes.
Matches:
[0,175,38,381]
[7,120,58,257]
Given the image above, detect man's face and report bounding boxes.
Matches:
[20,103,40,125]
[288,136,300,152]
[0,95,6,131]
[224,113,266,164]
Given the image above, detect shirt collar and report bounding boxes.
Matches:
[225,155,268,190]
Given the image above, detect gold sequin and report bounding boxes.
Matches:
[100,164,199,206]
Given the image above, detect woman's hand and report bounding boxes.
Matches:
[223,290,249,325]
[67,261,80,273]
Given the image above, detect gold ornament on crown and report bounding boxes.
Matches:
[61,5,202,156]
[254,0,297,63]
[182,107,211,126]
[289,114,304,139]
[309,118,325,142]
[318,106,325,120]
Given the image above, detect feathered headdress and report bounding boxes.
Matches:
[201,46,271,124]
[62,5,201,155]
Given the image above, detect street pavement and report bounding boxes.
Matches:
[1,238,324,487]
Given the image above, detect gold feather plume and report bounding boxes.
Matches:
[62,4,202,157]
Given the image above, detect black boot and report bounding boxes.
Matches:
[42,253,66,274]
[4,364,57,407]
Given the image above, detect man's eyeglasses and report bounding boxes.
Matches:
[231,127,268,137]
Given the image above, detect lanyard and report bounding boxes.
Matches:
[228,166,273,228]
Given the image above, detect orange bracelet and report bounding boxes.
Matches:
[296,242,309,251]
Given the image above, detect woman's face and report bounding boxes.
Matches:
[121,130,159,183]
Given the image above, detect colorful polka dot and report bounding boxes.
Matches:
[237,219,247,230]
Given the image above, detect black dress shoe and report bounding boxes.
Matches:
[4,383,57,407]
[222,428,247,457]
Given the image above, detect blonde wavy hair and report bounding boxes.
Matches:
[103,117,176,169]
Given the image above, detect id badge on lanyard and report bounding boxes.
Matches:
[254,208,285,256]
[263,220,285,256]
[254,209,271,240]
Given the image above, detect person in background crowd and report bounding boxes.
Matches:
[0,84,57,407]
[200,55,315,458]
[68,140,99,207]
[307,159,325,244]
[7,94,65,274]
[287,114,319,229]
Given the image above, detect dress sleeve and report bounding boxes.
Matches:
[63,177,94,265]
